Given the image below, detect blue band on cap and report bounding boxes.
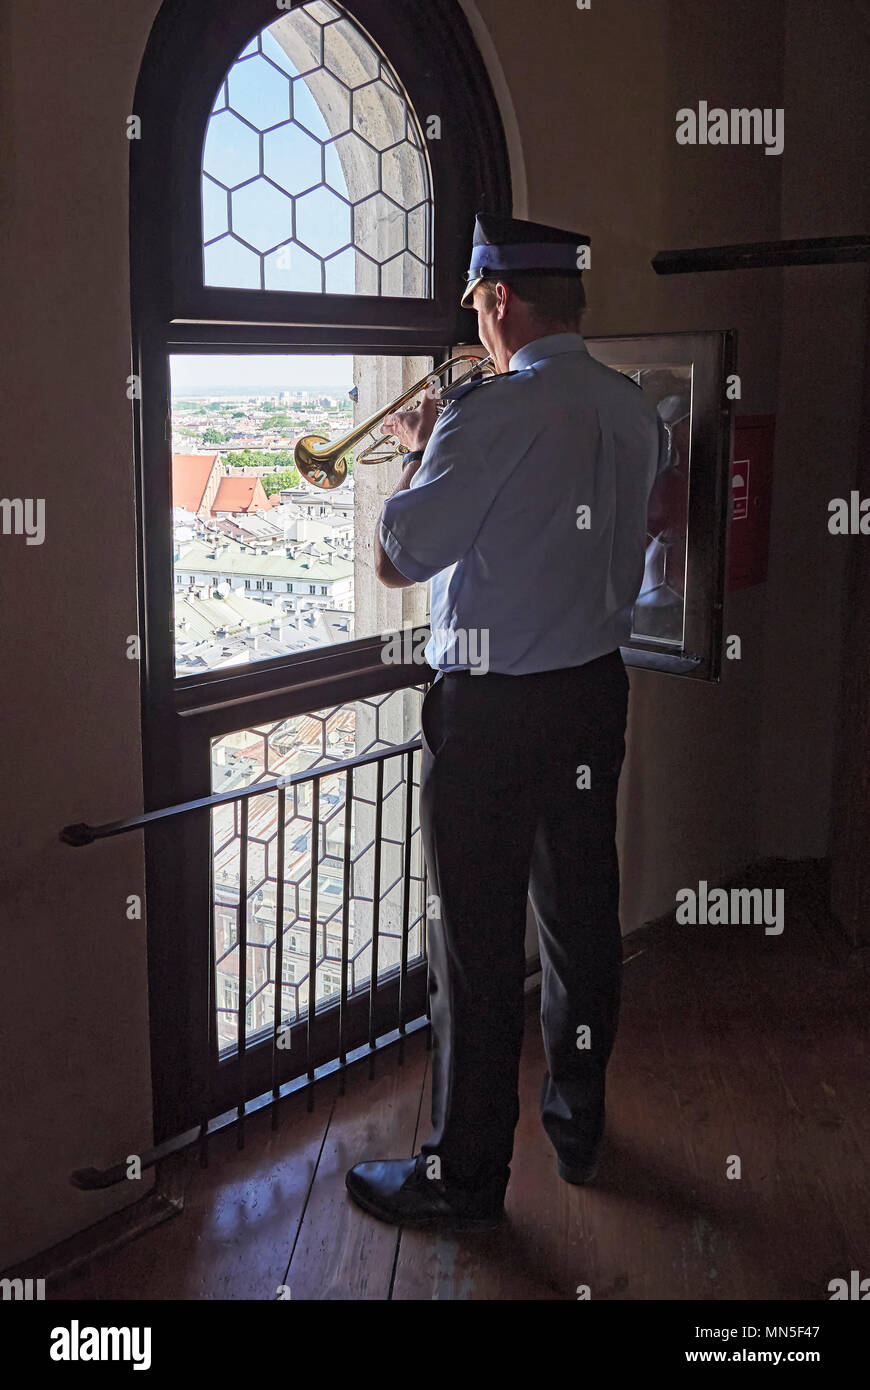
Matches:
[468,242,584,273]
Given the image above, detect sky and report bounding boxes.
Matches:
[171,353,354,394]
[202,29,356,295]
[199,19,428,299]
[177,18,424,396]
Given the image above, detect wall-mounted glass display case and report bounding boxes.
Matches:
[586,330,736,680]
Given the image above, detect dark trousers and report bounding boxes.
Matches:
[418,649,629,1194]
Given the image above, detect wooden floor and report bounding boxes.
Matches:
[51,863,869,1301]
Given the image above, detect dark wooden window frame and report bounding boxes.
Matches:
[131,0,511,1138]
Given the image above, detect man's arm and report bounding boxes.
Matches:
[374,451,425,587]
[373,391,437,588]
[375,383,506,586]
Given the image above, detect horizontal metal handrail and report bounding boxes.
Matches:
[64,732,430,1187]
[59,735,423,846]
[71,1016,430,1190]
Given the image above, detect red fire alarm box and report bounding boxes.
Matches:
[727,414,775,589]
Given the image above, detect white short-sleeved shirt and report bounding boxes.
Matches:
[379,333,666,675]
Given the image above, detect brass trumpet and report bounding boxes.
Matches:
[294,353,495,490]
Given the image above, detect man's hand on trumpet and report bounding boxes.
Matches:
[380,384,438,456]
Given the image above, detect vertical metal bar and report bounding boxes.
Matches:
[367,758,384,1080]
[236,798,248,1149]
[338,766,353,1094]
[412,730,432,1047]
[271,786,286,1131]
[423,859,432,1051]
[306,778,319,1112]
[200,813,217,1167]
[398,749,413,1063]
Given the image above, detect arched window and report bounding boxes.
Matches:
[133,0,508,337]
[202,6,433,297]
[131,0,511,1137]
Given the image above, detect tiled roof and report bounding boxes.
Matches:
[211,476,277,514]
[174,592,274,642]
[176,538,353,582]
[172,453,220,513]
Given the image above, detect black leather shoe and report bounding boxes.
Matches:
[345,1156,506,1229]
[540,1072,604,1186]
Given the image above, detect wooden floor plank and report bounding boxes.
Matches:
[284,1031,430,1300]
[393,1008,576,1301]
[44,866,870,1302]
[392,882,870,1301]
[50,1078,337,1301]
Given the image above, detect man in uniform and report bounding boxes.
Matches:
[345,212,664,1229]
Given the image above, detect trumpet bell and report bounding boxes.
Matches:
[295,434,350,490]
[293,353,494,490]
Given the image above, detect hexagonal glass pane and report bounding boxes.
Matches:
[379,63,397,92]
[245,840,268,892]
[263,241,323,292]
[348,246,379,294]
[294,72,349,137]
[381,251,426,298]
[381,141,427,206]
[207,687,427,1043]
[323,246,355,293]
[407,203,429,261]
[203,234,260,288]
[323,19,379,86]
[351,82,406,150]
[231,179,293,253]
[296,186,351,257]
[325,131,377,198]
[289,83,328,146]
[305,0,341,23]
[263,123,322,194]
[261,25,309,78]
[203,110,260,189]
[405,110,424,149]
[201,8,433,297]
[202,175,228,242]
[227,54,291,130]
[354,192,405,261]
[323,142,346,199]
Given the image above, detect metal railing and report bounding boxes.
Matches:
[60,736,427,1189]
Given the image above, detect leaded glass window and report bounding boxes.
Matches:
[201,1,432,296]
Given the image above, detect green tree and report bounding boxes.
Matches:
[224,449,296,471]
[262,468,300,494]
[202,427,227,444]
